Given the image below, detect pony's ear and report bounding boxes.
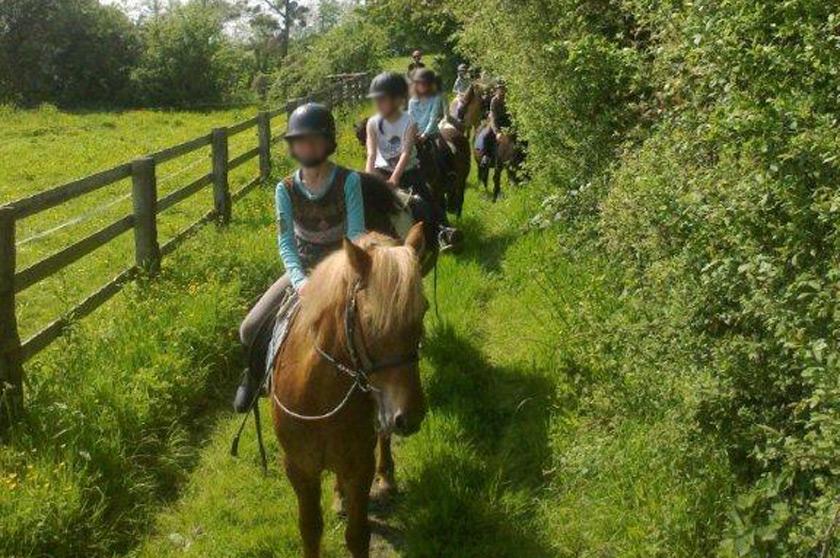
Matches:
[344,237,371,278]
[404,222,425,258]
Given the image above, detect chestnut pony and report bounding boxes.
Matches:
[271,224,428,558]
[449,83,484,139]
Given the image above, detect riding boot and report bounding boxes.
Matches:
[233,364,263,413]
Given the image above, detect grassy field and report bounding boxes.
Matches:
[0,104,277,339]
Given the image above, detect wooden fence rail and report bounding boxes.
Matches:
[0,72,370,429]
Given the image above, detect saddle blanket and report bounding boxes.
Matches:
[251,288,300,391]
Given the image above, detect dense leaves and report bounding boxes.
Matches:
[130,2,252,107]
[451,0,840,554]
[267,15,388,101]
[0,0,139,106]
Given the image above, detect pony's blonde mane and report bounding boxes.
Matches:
[297,232,425,343]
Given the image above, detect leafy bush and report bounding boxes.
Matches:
[0,0,139,106]
[130,2,254,107]
[268,14,387,101]
[450,0,840,554]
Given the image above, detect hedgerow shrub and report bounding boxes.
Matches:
[268,14,387,101]
[600,3,840,554]
[130,2,254,107]
[451,0,840,554]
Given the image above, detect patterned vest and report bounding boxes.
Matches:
[283,167,349,269]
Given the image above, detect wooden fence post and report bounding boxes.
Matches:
[257,112,271,180]
[211,128,231,225]
[0,207,23,430]
[131,157,161,274]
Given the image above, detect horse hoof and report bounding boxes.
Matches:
[369,477,396,505]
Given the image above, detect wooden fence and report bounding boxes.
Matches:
[0,72,370,427]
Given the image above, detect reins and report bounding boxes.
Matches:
[271,279,419,422]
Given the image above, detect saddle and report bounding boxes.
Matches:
[248,286,301,394]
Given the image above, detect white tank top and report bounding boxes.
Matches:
[371,112,418,172]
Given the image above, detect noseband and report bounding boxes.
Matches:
[273,280,420,421]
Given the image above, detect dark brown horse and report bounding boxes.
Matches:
[272,225,428,558]
[359,171,438,275]
[474,124,526,202]
[355,117,471,218]
[437,120,472,218]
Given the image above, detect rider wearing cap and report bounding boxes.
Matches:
[452,63,472,121]
[233,102,366,412]
[407,49,425,77]
[366,71,461,251]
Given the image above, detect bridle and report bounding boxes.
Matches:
[272,280,420,421]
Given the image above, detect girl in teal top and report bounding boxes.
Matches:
[408,68,441,140]
[275,167,365,291]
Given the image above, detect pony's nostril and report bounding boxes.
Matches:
[394,412,406,432]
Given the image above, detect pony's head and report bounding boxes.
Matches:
[300,223,428,436]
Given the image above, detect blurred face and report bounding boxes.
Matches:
[496,87,506,99]
[288,135,330,167]
[412,52,422,62]
[374,95,401,117]
[414,81,431,96]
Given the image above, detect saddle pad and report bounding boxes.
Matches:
[263,290,301,390]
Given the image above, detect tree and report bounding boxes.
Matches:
[0,0,139,106]
[247,12,283,73]
[314,0,344,33]
[258,0,308,58]
[131,0,252,106]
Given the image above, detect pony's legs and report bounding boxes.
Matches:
[339,465,375,558]
[285,459,323,558]
[478,162,489,191]
[492,161,503,202]
[371,433,396,501]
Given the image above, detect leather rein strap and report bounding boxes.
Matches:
[273,280,420,421]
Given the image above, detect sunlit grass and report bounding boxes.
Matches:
[1,104,286,339]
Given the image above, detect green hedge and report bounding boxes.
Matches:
[453,0,840,555]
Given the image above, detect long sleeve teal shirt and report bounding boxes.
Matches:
[275,166,365,291]
[408,95,441,137]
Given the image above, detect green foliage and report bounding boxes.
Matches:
[0,0,139,106]
[452,0,840,554]
[363,0,459,54]
[268,14,387,101]
[131,2,254,107]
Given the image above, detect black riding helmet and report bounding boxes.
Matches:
[412,68,436,84]
[284,102,336,142]
[368,72,409,99]
[284,103,337,165]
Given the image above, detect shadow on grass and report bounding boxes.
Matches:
[393,323,556,557]
[453,213,517,275]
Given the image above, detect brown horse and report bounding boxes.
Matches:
[474,124,526,202]
[449,83,484,139]
[272,225,428,558]
[355,117,471,218]
[438,120,472,218]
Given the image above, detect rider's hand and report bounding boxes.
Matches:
[387,178,400,190]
